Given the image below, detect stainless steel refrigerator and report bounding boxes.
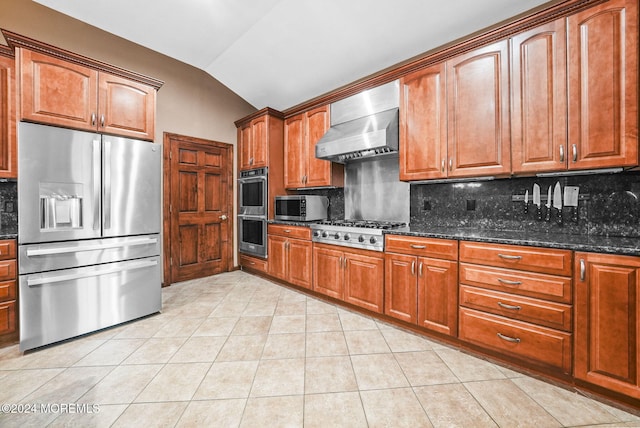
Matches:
[18,122,162,351]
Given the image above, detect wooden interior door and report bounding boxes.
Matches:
[164,133,233,285]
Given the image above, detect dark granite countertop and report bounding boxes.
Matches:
[267,220,640,256]
[0,233,17,240]
[390,226,640,257]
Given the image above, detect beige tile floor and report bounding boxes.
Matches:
[1,270,639,427]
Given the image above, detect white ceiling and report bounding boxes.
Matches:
[34,0,552,111]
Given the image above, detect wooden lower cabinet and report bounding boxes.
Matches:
[313,243,384,313]
[267,224,312,289]
[384,235,458,336]
[575,252,640,400]
[239,254,268,274]
[0,239,17,344]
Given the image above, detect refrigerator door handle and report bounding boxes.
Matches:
[93,139,101,231]
[26,259,158,287]
[25,237,158,257]
[104,140,112,229]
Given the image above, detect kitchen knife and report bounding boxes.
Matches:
[564,186,580,222]
[545,185,552,221]
[533,183,541,220]
[524,189,529,214]
[553,181,563,225]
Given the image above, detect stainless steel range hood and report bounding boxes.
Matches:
[316,80,399,163]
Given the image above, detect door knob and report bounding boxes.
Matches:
[220,215,228,220]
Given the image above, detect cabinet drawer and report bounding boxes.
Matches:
[240,254,268,273]
[460,285,572,331]
[460,263,571,303]
[0,300,16,335]
[459,308,572,373]
[0,280,16,303]
[0,260,16,282]
[385,235,458,260]
[0,240,16,260]
[459,242,572,276]
[268,224,311,240]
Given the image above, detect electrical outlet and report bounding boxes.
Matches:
[466,199,476,211]
[4,201,14,213]
[423,200,431,211]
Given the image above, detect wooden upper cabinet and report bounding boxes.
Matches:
[238,123,253,170]
[19,49,98,132]
[99,73,155,140]
[284,114,305,188]
[250,115,268,168]
[399,63,447,180]
[511,18,568,175]
[575,252,640,399]
[19,48,157,141]
[446,40,511,178]
[567,0,638,170]
[0,52,16,178]
[284,105,342,189]
[239,113,279,171]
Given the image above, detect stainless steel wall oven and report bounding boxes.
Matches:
[238,167,268,258]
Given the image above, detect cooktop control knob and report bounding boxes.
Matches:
[313,230,320,238]
[369,236,377,244]
[321,231,329,238]
[358,235,365,243]
[343,234,351,241]
[334,232,341,240]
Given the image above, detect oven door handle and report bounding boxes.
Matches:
[237,214,267,220]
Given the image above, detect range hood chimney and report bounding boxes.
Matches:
[315,80,399,163]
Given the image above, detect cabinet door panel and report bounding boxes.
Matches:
[239,124,252,170]
[344,252,384,313]
[284,114,305,188]
[251,116,268,168]
[567,0,638,169]
[306,106,332,187]
[20,49,98,131]
[384,253,417,323]
[575,252,640,398]
[418,257,458,335]
[288,239,312,289]
[511,19,567,174]
[447,41,510,177]
[399,63,447,180]
[99,73,155,141]
[267,235,288,281]
[0,55,16,178]
[313,246,343,299]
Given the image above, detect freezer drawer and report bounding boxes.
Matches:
[19,256,161,351]
[19,234,160,274]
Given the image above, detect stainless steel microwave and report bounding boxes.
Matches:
[274,195,328,222]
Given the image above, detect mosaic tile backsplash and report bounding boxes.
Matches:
[410,172,640,238]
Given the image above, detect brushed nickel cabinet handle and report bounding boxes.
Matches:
[100,114,105,127]
[284,229,291,233]
[441,159,445,172]
[91,113,96,126]
[580,259,586,282]
[497,254,522,260]
[497,302,522,311]
[449,158,453,171]
[559,145,565,162]
[497,333,521,343]
[411,261,416,275]
[572,144,578,162]
[497,278,522,286]
[410,244,426,249]
[419,262,423,277]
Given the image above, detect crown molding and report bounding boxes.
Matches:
[1,29,164,90]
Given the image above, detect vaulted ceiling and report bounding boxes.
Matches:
[34,0,553,111]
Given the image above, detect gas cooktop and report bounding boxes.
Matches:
[311,219,408,251]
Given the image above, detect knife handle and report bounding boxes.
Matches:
[524,201,528,214]
[536,206,542,221]
[571,206,579,223]
[556,207,563,226]
[545,206,551,222]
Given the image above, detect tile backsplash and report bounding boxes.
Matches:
[0,181,17,235]
[297,171,640,238]
[410,172,640,238]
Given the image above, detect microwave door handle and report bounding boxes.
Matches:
[93,139,101,231]
[103,140,111,230]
